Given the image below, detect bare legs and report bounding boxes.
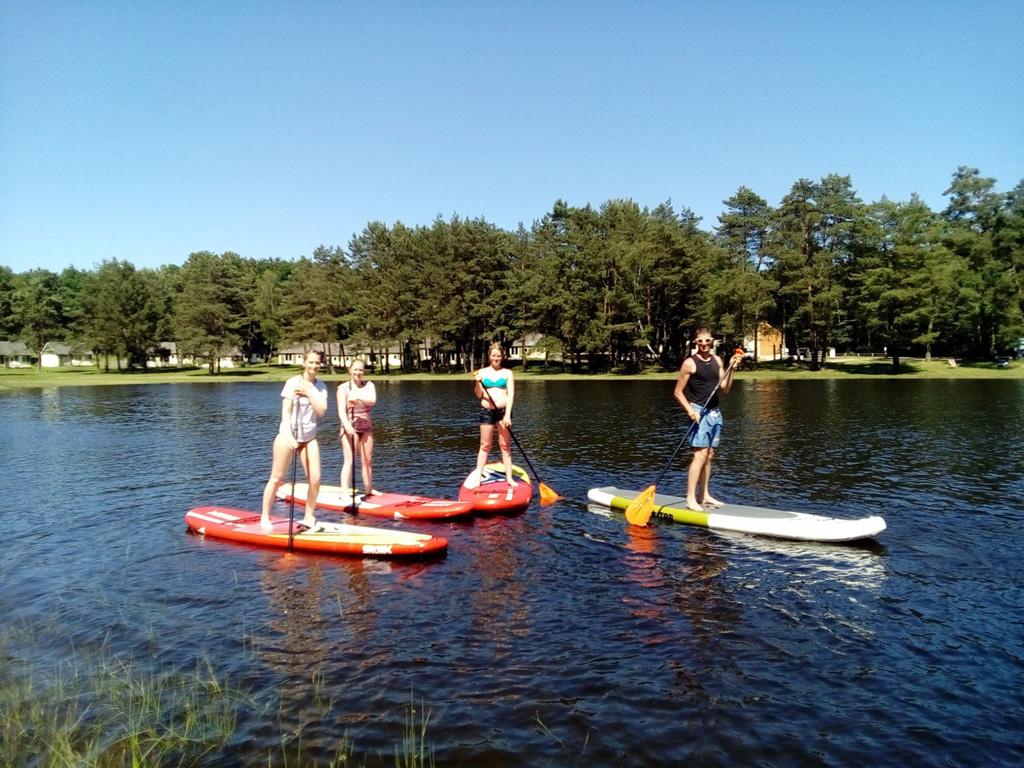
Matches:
[477,422,516,486]
[341,431,375,495]
[261,435,320,530]
[299,440,321,522]
[359,432,374,495]
[498,424,514,486]
[686,447,722,512]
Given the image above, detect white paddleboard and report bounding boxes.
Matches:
[588,486,886,542]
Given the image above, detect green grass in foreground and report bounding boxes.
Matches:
[0,357,1020,390]
[0,639,435,767]
[0,651,243,767]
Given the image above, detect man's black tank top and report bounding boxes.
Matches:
[683,354,721,409]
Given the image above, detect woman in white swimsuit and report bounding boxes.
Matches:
[261,350,329,531]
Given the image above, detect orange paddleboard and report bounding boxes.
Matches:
[185,506,448,558]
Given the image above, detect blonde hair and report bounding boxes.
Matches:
[487,342,505,358]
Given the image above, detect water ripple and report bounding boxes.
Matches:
[1,380,1022,766]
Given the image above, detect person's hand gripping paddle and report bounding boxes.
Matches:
[479,386,561,505]
[624,348,744,526]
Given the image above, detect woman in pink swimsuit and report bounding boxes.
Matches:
[338,359,378,495]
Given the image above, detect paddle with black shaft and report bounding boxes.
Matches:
[287,395,300,551]
[479,385,561,505]
[342,381,359,515]
[624,349,744,527]
[348,430,359,515]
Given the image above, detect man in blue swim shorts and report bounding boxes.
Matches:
[673,327,744,512]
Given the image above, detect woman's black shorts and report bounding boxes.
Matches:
[479,407,505,425]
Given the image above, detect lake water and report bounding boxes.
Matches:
[1,379,1022,766]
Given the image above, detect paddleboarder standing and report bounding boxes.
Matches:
[260,350,329,531]
[338,358,378,496]
[472,342,517,488]
[674,328,743,512]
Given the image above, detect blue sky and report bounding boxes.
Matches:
[2,1,1021,274]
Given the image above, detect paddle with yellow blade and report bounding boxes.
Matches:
[479,386,561,506]
[624,348,744,526]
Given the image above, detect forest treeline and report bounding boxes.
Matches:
[2,166,1021,373]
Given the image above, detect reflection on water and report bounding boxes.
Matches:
[715,531,888,590]
[259,557,335,731]
[1,380,1022,766]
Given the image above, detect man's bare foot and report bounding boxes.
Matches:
[702,494,724,508]
[260,516,273,532]
[301,516,317,529]
[686,499,705,512]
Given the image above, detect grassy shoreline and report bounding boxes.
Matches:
[0,630,430,767]
[1,357,1020,390]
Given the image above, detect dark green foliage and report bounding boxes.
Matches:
[10,269,64,365]
[250,260,291,362]
[939,167,1024,356]
[714,188,776,366]
[0,266,18,340]
[281,246,354,372]
[174,252,246,373]
[3,167,1021,369]
[79,259,161,369]
[852,196,949,370]
[768,175,862,369]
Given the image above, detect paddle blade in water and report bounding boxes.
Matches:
[624,485,656,527]
[538,482,561,506]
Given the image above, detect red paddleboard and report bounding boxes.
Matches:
[277,483,473,520]
[458,463,533,512]
[185,507,448,558]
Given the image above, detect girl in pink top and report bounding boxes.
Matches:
[337,359,378,495]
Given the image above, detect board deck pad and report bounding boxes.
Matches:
[459,463,533,512]
[588,487,885,542]
[277,483,474,519]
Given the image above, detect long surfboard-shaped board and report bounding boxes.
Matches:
[587,487,885,542]
[459,463,533,512]
[277,483,474,520]
[185,506,448,558]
